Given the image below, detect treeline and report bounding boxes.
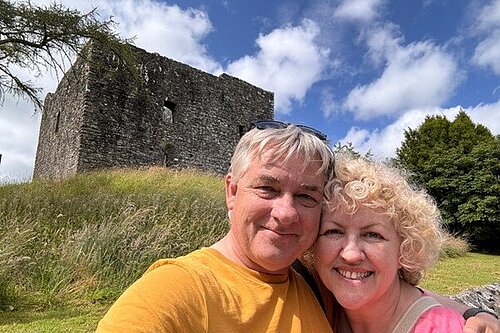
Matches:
[394,111,499,252]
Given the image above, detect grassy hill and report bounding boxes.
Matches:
[0,167,228,311]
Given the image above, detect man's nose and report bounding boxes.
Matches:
[271,194,299,224]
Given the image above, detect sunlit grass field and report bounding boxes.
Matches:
[0,307,105,333]
[420,253,500,295]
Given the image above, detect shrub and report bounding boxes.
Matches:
[441,233,470,258]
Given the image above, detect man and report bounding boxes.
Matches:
[96,121,498,332]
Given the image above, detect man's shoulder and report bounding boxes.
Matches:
[95,249,212,333]
[144,247,220,276]
[113,248,218,308]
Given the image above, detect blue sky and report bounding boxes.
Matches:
[1,0,499,182]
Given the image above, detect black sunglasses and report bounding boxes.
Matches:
[250,120,327,141]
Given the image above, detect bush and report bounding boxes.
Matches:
[441,233,470,258]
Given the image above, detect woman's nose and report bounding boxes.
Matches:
[340,237,365,263]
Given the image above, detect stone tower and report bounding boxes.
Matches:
[34,43,274,180]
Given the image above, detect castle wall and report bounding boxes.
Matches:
[34,43,273,179]
[33,58,89,180]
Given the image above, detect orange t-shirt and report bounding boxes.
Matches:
[96,248,332,333]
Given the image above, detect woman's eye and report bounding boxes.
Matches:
[365,232,383,239]
[321,229,342,236]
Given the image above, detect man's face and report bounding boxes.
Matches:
[225,149,325,274]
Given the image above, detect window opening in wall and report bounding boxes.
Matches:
[163,143,175,167]
[163,96,177,124]
[55,111,61,133]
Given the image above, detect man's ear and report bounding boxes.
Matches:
[225,173,237,211]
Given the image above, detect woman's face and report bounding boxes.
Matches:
[314,204,402,310]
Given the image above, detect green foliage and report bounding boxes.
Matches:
[0,0,135,111]
[0,168,228,311]
[332,142,373,159]
[396,111,500,251]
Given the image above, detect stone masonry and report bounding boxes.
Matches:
[34,42,274,180]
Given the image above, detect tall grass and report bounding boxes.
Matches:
[441,233,471,258]
[0,167,228,310]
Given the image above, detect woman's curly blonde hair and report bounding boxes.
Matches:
[324,152,444,285]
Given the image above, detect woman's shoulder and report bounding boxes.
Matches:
[412,304,465,333]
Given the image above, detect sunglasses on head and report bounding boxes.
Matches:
[250,120,328,141]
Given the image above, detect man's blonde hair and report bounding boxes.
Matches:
[229,125,333,184]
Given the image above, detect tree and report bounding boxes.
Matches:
[0,0,135,111]
[396,111,499,251]
[332,142,373,159]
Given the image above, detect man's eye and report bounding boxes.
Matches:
[257,186,276,192]
[255,186,278,197]
[296,194,319,207]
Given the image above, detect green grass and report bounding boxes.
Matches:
[0,306,106,333]
[420,252,500,295]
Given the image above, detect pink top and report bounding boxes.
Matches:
[410,301,465,333]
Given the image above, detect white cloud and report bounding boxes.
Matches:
[343,26,463,119]
[350,108,461,159]
[364,23,401,65]
[467,99,500,134]
[33,0,222,74]
[320,88,341,118]
[226,19,330,114]
[0,62,60,183]
[334,0,385,22]
[472,0,500,75]
[473,31,500,75]
[341,103,500,159]
[98,0,222,74]
[341,126,371,148]
[476,0,500,30]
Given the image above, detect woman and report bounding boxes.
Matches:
[313,153,465,333]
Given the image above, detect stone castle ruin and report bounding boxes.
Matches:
[34,42,274,180]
